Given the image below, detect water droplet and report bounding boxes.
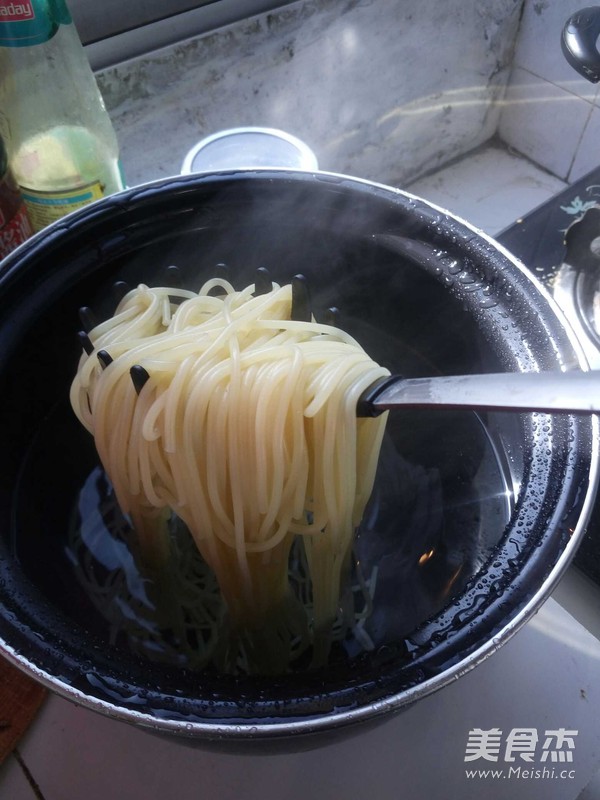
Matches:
[479,297,498,309]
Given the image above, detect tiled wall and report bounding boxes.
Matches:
[98,0,523,188]
[498,1,600,183]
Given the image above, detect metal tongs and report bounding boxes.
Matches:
[284,270,600,417]
[77,267,600,416]
[355,370,600,417]
[282,271,600,418]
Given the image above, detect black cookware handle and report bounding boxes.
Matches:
[562,6,600,83]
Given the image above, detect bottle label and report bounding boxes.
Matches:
[20,180,104,232]
[0,201,32,258]
[0,0,71,47]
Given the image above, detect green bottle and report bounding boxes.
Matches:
[0,0,125,232]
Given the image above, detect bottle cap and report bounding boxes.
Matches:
[181,127,319,174]
[0,0,72,48]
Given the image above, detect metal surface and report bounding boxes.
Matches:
[359,369,600,416]
[552,206,600,371]
[181,127,319,174]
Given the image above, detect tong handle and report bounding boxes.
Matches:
[357,370,600,416]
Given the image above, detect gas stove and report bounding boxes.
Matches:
[497,165,600,587]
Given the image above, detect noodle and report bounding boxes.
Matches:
[70,276,389,673]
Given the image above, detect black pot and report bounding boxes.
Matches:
[0,170,597,745]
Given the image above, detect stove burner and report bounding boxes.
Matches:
[497,171,600,587]
[553,205,600,370]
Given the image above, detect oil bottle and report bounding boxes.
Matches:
[0,0,125,232]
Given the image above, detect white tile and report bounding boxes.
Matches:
[406,144,567,235]
[0,754,36,800]
[569,106,600,183]
[498,67,594,179]
[513,0,600,100]
[578,766,600,799]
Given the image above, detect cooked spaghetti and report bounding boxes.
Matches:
[70,276,389,673]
